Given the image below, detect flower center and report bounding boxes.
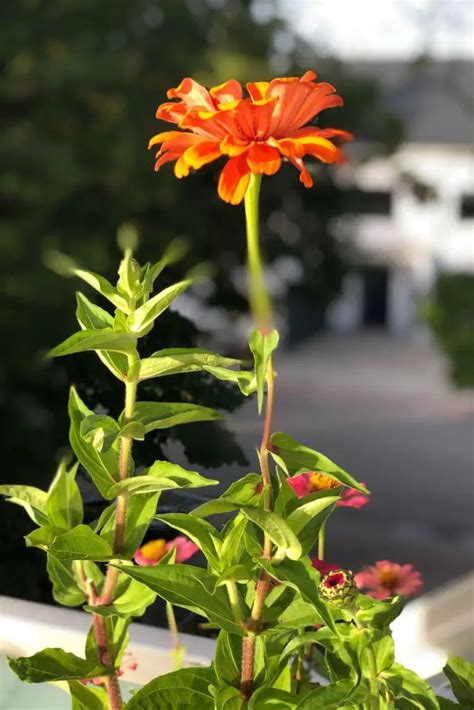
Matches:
[323,572,346,588]
[378,569,399,587]
[140,538,167,562]
[309,472,340,492]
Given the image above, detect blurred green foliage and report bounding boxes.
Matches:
[424,273,474,388]
[0,0,402,603]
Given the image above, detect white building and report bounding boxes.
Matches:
[327,60,474,334]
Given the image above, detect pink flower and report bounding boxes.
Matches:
[336,485,369,509]
[355,560,423,600]
[166,535,199,563]
[287,472,369,509]
[311,557,340,576]
[134,536,198,566]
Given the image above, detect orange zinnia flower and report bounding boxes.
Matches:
[149,71,352,205]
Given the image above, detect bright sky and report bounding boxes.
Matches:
[266,0,474,59]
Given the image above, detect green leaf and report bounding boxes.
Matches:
[47,460,83,531]
[111,563,241,633]
[297,680,359,709]
[131,401,221,432]
[75,292,127,380]
[46,556,86,607]
[89,571,156,618]
[191,498,244,518]
[25,525,56,548]
[73,266,131,313]
[68,388,118,499]
[286,493,338,554]
[125,667,215,709]
[97,492,159,557]
[257,558,338,633]
[249,328,279,413]
[202,365,257,396]
[136,348,241,381]
[220,515,251,570]
[213,685,244,710]
[156,513,221,567]
[444,656,474,706]
[108,461,217,496]
[0,484,48,525]
[68,681,109,710]
[356,595,404,628]
[241,507,302,560]
[128,279,192,334]
[221,473,262,504]
[385,663,440,710]
[249,688,298,708]
[8,648,108,683]
[147,238,188,283]
[270,432,368,494]
[49,328,137,358]
[215,565,251,587]
[49,524,114,561]
[80,415,120,452]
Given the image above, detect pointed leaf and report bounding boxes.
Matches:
[286,493,338,554]
[270,432,368,494]
[47,460,83,531]
[108,462,217,497]
[156,513,221,567]
[131,401,221,432]
[0,484,48,526]
[111,563,241,633]
[49,328,137,358]
[99,492,159,557]
[68,388,118,499]
[241,507,302,560]
[444,656,474,706]
[75,292,127,380]
[8,648,109,683]
[46,556,86,607]
[88,571,156,618]
[249,329,279,413]
[68,681,109,710]
[128,279,192,334]
[203,365,257,395]
[257,557,338,633]
[136,348,241,381]
[126,667,215,709]
[73,267,131,313]
[49,524,114,561]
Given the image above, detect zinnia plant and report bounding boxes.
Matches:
[3,71,473,710]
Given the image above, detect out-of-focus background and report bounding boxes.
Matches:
[1,0,473,618]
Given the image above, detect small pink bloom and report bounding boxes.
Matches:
[336,485,370,509]
[287,472,313,498]
[134,538,167,566]
[134,536,198,566]
[355,560,423,600]
[165,535,199,563]
[311,557,340,576]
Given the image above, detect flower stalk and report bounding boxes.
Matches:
[240,174,275,699]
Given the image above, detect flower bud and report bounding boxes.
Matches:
[319,569,358,608]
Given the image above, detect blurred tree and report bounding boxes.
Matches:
[0,0,402,602]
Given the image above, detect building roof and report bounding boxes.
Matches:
[350,60,474,144]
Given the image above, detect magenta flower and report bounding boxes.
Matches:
[134,536,198,566]
[311,557,340,576]
[287,471,369,509]
[336,485,369,509]
[355,560,423,600]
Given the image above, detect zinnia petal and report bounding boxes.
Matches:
[183,139,222,169]
[167,77,215,110]
[210,79,243,105]
[246,143,281,175]
[218,154,251,205]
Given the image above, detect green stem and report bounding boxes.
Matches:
[354,615,380,710]
[318,521,326,561]
[166,602,184,670]
[93,355,138,710]
[244,173,272,332]
[240,175,276,700]
[225,581,244,623]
